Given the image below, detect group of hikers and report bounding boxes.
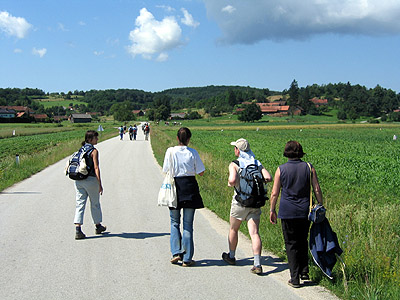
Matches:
[73,126,323,289]
[118,123,150,141]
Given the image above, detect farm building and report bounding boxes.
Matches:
[32,114,49,122]
[70,114,92,123]
[256,103,290,115]
[0,108,16,118]
[132,110,144,116]
[170,113,186,119]
[310,98,328,107]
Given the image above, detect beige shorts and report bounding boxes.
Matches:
[230,201,262,221]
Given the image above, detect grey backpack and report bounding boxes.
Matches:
[234,161,268,208]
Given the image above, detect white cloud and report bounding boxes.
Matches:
[32,47,47,58]
[14,48,22,53]
[203,0,400,44]
[58,23,68,32]
[156,53,169,62]
[107,38,120,46]
[222,5,236,14]
[127,8,182,61]
[78,21,86,26]
[181,8,200,28]
[94,51,104,56]
[156,5,175,13]
[0,11,32,39]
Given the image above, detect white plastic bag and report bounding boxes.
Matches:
[157,170,177,208]
[158,148,177,208]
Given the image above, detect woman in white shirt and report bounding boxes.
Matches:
[162,127,205,267]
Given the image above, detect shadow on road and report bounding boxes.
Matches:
[262,255,288,276]
[0,191,42,195]
[193,256,289,277]
[84,232,169,239]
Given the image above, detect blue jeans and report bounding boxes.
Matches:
[169,208,195,262]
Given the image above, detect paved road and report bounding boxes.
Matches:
[0,128,338,300]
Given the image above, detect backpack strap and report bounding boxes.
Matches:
[306,162,313,211]
[82,144,95,158]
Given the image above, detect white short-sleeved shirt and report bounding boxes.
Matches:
[162,146,205,177]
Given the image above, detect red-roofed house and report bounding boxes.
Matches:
[132,110,144,116]
[32,114,49,122]
[310,98,328,107]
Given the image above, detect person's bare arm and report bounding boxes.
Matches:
[91,149,103,195]
[228,162,238,187]
[269,168,281,224]
[261,167,272,183]
[311,167,323,204]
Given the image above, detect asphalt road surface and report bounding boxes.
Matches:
[0,127,339,300]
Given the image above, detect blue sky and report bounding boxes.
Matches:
[1,0,400,94]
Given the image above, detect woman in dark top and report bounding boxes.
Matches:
[269,141,323,288]
[162,127,205,267]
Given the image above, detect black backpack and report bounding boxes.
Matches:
[234,160,268,208]
[65,144,94,180]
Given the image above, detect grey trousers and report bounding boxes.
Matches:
[74,176,102,225]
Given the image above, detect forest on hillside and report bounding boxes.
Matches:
[1,82,399,121]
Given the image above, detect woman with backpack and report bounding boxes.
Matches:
[162,127,205,267]
[269,141,323,288]
[74,130,106,240]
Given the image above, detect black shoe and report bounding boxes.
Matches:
[170,254,183,264]
[288,279,301,288]
[75,231,86,240]
[222,252,236,265]
[95,225,107,234]
[182,260,195,267]
[250,265,263,275]
[300,274,310,280]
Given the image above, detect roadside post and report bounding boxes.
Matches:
[97,125,104,137]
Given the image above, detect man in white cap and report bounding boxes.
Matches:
[222,138,272,274]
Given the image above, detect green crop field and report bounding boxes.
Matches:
[37,96,87,108]
[0,123,116,191]
[151,122,400,300]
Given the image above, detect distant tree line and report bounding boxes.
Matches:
[1,83,399,122]
[286,80,400,120]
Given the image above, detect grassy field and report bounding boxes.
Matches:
[36,95,87,108]
[150,118,400,300]
[0,122,116,191]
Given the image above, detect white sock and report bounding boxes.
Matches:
[254,255,261,266]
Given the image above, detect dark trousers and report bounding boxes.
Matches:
[281,218,310,283]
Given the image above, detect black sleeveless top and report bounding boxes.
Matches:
[277,159,311,219]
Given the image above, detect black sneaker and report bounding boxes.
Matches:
[222,252,236,265]
[170,254,183,264]
[182,260,195,267]
[95,225,107,234]
[300,273,310,280]
[75,231,86,240]
[288,279,301,288]
[250,265,263,275]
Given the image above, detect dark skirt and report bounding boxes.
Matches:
[170,176,204,210]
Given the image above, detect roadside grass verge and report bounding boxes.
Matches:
[151,122,400,300]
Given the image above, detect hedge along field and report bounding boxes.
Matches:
[151,123,400,300]
[0,125,116,191]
